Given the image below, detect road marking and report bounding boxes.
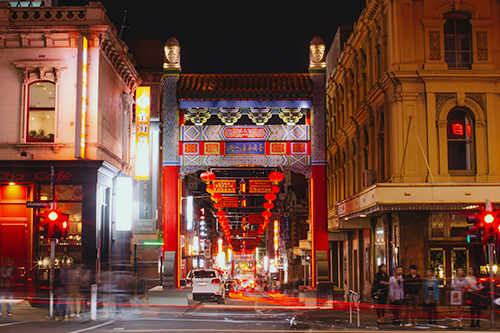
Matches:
[0,321,24,328]
[66,320,116,333]
[97,328,292,333]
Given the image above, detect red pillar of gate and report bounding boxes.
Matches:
[162,165,180,288]
[311,165,328,287]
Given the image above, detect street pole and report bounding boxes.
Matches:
[49,166,55,318]
[49,238,55,318]
[488,243,495,327]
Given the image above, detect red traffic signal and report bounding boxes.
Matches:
[484,213,495,224]
[39,209,69,239]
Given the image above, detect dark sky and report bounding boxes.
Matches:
[59,1,366,74]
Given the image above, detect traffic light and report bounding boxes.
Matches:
[466,209,500,244]
[39,209,69,239]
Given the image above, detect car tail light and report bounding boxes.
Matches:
[211,278,220,284]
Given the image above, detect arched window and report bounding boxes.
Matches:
[447,109,473,171]
[27,81,55,142]
[444,12,471,68]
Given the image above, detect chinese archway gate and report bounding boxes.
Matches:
[161,36,328,288]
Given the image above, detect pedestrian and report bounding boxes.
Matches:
[404,264,422,325]
[451,267,466,327]
[388,266,405,324]
[423,269,440,324]
[465,266,482,328]
[67,262,87,320]
[374,264,389,324]
[0,257,17,317]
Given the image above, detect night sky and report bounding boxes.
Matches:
[59,1,366,74]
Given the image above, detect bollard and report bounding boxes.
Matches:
[90,284,97,320]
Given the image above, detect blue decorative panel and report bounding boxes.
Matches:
[162,75,180,166]
[225,142,265,155]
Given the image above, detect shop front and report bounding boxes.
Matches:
[0,160,130,302]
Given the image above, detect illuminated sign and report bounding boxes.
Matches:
[249,180,272,193]
[75,35,88,159]
[248,214,265,224]
[467,124,472,137]
[273,219,279,266]
[135,87,150,179]
[219,196,239,208]
[452,123,463,136]
[212,179,236,193]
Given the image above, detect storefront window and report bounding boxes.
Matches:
[374,219,386,267]
[27,81,55,142]
[430,249,446,280]
[35,185,82,288]
[452,248,468,278]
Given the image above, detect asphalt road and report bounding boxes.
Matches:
[0,291,301,333]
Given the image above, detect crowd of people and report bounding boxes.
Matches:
[372,264,484,327]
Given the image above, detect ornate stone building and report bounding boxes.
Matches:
[326,0,500,299]
[0,1,140,297]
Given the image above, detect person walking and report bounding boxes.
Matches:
[465,266,482,328]
[451,267,466,327]
[374,264,389,324]
[388,266,405,324]
[0,257,17,316]
[404,264,422,325]
[423,269,440,324]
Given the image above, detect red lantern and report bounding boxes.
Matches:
[213,202,221,210]
[218,217,227,223]
[216,210,226,218]
[206,184,215,194]
[261,210,272,218]
[211,193,222,202]
[271,185,280,193]
[263,202,274,210]
[268,171,284,185]
[264,193,277,202]
[200,171,216,184]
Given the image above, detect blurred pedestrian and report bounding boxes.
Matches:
[0,257,17,316]
[388,266,404,324]
[451,267,466,327]
[404,264,422,325]
[67,262,87,320]
[465,266,482,328]
[423,269,439,324]
[374,264,389,324]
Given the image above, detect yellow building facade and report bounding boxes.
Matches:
[326,0,500,299]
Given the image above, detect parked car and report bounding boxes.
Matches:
[191,269,225,304]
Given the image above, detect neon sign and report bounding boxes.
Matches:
[452,123,463,136]
[75,35,88,159]
[135,87,150,179]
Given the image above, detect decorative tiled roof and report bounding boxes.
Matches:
[177,73,312,100]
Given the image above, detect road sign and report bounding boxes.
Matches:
[26,201,51,208]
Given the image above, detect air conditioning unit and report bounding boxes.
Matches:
[362,169,375,188]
